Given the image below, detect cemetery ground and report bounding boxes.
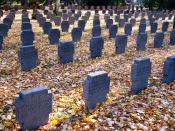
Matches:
[0,10,175,130]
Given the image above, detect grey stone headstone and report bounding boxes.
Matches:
[84,71,110,109]
[90,36,104,58]
[124,23,132,35]
[139,23,146,33]
[109,24,118,38]
[43,22,52,34]
[71,27,82,42]
[3,17,12,29]
[49,29,60,44]
[119,18,125,27]
[131,58,151,94]
[94,15,99,20]
[21,30,34,46]
[169,29,175,45]
[54,16,61,26]
[130,18,136,26]
[150,22,158,33]
[154,32,164,48]
[136,33,148,51]
[162,21,169,32]
[22,22,32,31]
[92,25,101,37]
[69,16,75,25]
[162,55,175,83]
[93,19,100,27]
[78,19,86,31]
[18,45,38,71]
[106,18,113,28]
[124,14,129,22]
[62,13,69,20]
[0,23,9,37]
[15,86,52,130]
[115,35,128,54]
[58,41,74,64]
[61,21,70,32]
[140,18,146,24]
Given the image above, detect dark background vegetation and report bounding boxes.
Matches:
[0,0,175,10]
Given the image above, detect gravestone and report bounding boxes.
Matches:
[150,22,157,33]
[115,15,120,22]
[62,13,68,20]
[162,55,175,83]
[69,16,75,25]
[43,22,52,34]
[140,18,146,24]
[169,29,175,45]
[162,21,169,32]
[94,15,99,20]
[92,25,101,37]
[109,24,118,38]
[0,34,3,50]
[82,15,88,22]
[54,16,61,26]
[58,41,74,64]
[119,18,125,27]
[0,23,8,37]
[106,19,113,28]
[3,17,12,29]
[131,58,151,94]
[154,32,164,48]
[61,21,70,32]
[78,20,86,31]
[21,30,34,46]
[90,36,104,58]
[84,71,110,109]
[139,23,146,33]
[38,17,46,27]
[93,19,100,27]
[22,22,32,31]
[49,29,60,44]
[130,18,136,26]
[15,86,52,130]
[22,17,30,23]
[18,45,38,71]
[124,14,129,22]
[136,33,148,51]
[108,10,113,16]
[71,27,82,42]
[115,35,128,54]
[124,23,132,35]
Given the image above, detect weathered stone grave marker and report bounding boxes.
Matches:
[83,71,110,109]
[131,58,151,94]
[109,24,118,38]
[89,36,104,58]
[71,27,82,42]
[154,32,164,48]
[15,86,52,130]
[18,45,38,71]
[115,35,128,54]
[163,55,175,83]
[49,29,60,44]
[136,33,148,51]
[58,41,74,64]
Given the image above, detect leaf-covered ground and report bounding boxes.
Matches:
[0,10,175,130]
